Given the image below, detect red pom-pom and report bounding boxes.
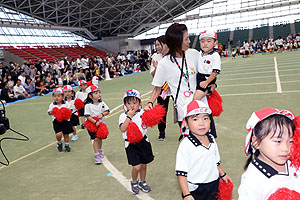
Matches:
[290,116,300,170]
[207,90,223,117]
[127,122,143,143]
[217,179,233,200]
[141,104,166,128]
[60,107,72,121]
[52,107,64,122]
[84,117,98,132]
[267,188,300,200]
[96,123,109,139]
[74,99,84,110]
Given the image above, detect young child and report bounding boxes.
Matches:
[75,80,88,129]
[84,85,110,164]
[238,108,300,200]
[194,30,221,101]
[47,88,73,152]
[176,100,231,200]
[63,85,79,141]
[119,89,154,195]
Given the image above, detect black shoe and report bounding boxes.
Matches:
[81,124,85,129]
[158,132,165,141]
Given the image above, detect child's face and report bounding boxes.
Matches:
[125,98,141,112]
[80,84,87,90]
[53,93,64,104]
[184,113,211,137]
[64,90,73,98]
[200,37,216,54]
[90,91,101,101]
[253,126,293,171]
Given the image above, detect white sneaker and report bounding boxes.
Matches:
[71,135,78,141]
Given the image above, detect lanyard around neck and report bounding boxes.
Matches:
[174,53,190,90]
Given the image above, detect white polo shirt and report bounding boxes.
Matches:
[84,101,109,123]
[176,133,220,192]
[152,48,202,121]
[47,101,72,121]
[238,159,300,200]
[13,84,26,98]
[198,51,221,77]
[75,91,88,101]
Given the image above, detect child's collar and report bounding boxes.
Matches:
[201,50,216,56]
[187,131,214,147]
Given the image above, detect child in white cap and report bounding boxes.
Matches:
[238,108,300,200]
[75,80,88,129]
[193,30,221,101]
[176,100,231,200]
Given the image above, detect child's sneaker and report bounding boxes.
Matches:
[131,180,139,195]
[138,181,151,192]
[81,124,85,129]
[94,154,102,165]
[158,132,165,141]
[98,149,104,158]
[57,143,63,152]
[71,134,78,141]
[65,145,71,152]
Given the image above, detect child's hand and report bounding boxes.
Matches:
[221,174,232,183]
[200,81,208,89]
[127,109,135,118]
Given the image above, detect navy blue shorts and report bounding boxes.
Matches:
[125,136,154,166]
[196,73,216,93]
[188,178,219,200]
[78,108,84,117]
[70,113,79,126]
[53,119,73,135]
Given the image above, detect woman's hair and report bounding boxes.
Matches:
[84,91,101,104]
[165,23,187,60]
[155,35,166,46]
[244,114,295,170]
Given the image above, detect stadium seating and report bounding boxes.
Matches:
[273,24,291,39]
[253,26,269,40]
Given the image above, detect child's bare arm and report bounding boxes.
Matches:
[200,72,218,88]
[217,165,232,183]
[178,176,194,200]
[119,109,135,132]
[98,111,110,119]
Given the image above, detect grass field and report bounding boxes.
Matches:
[0,51,299,200]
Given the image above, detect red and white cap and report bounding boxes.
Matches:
[63,85,73,91]
[199,30,217,40]
[180,100,212,135]
[244,108,295,156]
[52,88,64,95]
[79,80,87,86]
[86,85,100,94]
[92,76,99,86]
[123,89,142,111]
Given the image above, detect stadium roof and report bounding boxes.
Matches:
[0,0,212,40]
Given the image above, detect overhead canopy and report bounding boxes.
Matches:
[0,0,212,40]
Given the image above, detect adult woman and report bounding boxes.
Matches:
[145,23,216,136]
[150,35,170,140]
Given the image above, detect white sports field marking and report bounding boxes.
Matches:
[222,65,299,74]
[0,90,154,199]
[218,73,300,82]
[219,80,300,88]
[102,157,154,200]
[274,57,282,93]
[221,90,300,97]
[221,68,300,77]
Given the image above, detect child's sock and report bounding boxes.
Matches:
[57,141,62,144]
[65,142,69,146]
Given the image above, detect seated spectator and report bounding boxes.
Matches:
[18,71,26,86]
[48,78,57,91]
[0,82,17,103]
[35,77,49,95]
[6,74,14,90]
[13,79,31,99]
[24,77,36,96]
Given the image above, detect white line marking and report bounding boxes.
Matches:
[218,73,300,82]
[221,90,300,97]
[274,57,282,93]
[102,157,154,200]
[219,80,300,88]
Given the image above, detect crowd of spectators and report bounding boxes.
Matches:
[0,49,152,103]
[218,32,300,58]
